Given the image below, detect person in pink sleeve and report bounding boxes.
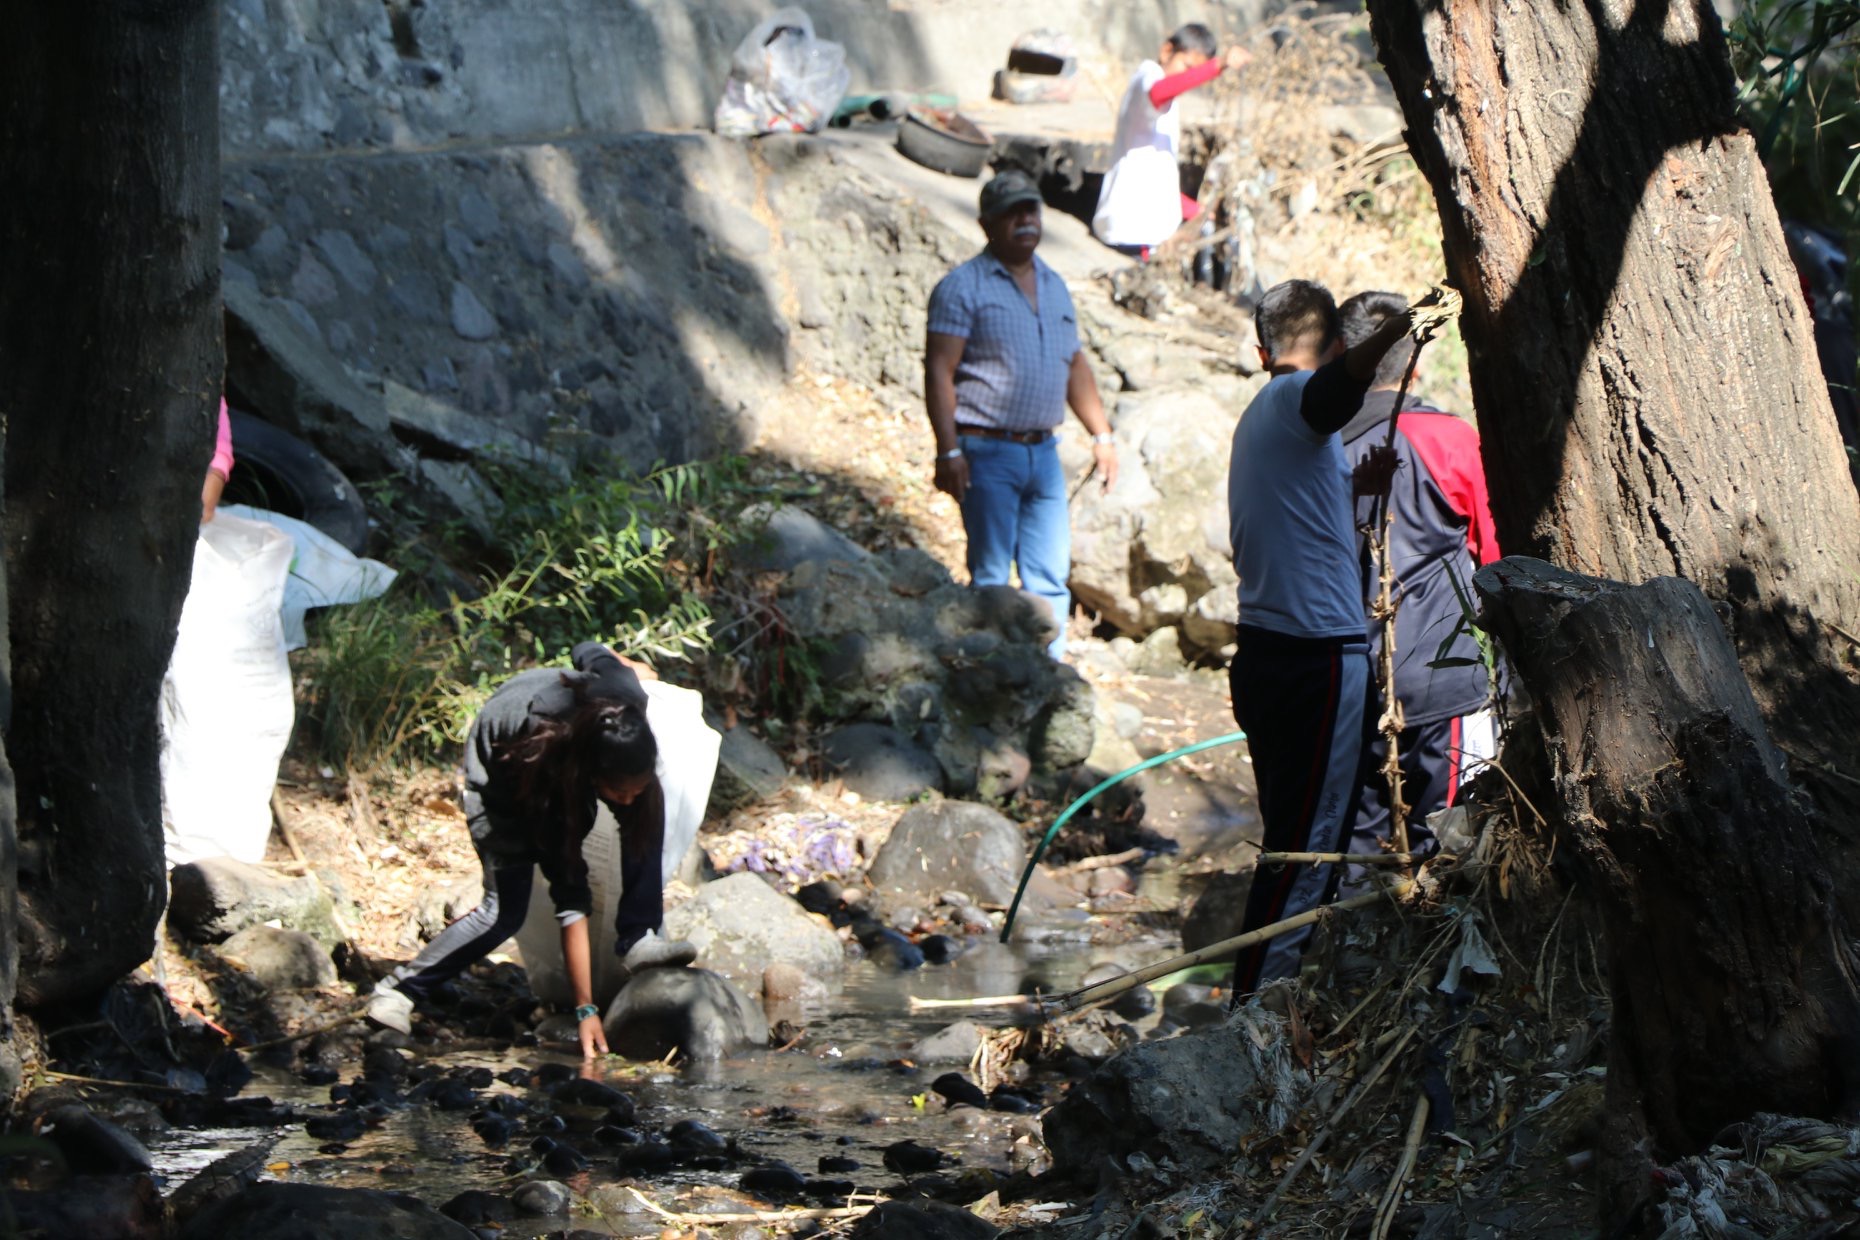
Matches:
[202,398,233,523]
[1092,24,1250,257]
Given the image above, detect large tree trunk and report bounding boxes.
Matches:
[1365,0,1860,866]
[0,1,222,1007]
[1477,557,1860,1212]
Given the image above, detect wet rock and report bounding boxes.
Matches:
[613,1138,678,1173]
[37,1106,153,1173]
[910,1020,985,1065]
[602,1098,638,1126]
[300,1063,339,1086]
[822,723,946,800]
[665,871,842,990]
[955,905,994,935]
[856,924,924,971]
[1112,984,1157,1022]
[541,1142,588,1176]
[668,1119,728,1152]
[604,964,768,1062]
[594,1125,639,1144]
[738,1162,806,1196]
[806,1177,857,1198]
[441,1190,516,1225]
[988,1088,1040,1114]
[1043,1015,1305,1177]
[867,802,1032,918]
[931,1073,988,1109]
[216,924,338,990]
[819,1154,860,1173]
[709,724,788,810]
[304,1111,368,1141]
[427,1079,479,1111]
[882,1140,946,1175]
[471,1113,520,1147]
[919,934,961,964]
[168,857,341,946]
[512,1180,572,1215]
[1181,871,1249,953]
[181,1184,477,1238]
[847,1198,997,1239]
[1162,983,1227,1030]
[794,880,844,917]
[763,961,807,1003]
[3,1174,166,1238]
[550,1078,627,1110]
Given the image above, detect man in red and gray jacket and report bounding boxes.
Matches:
[1337,291,1501,875]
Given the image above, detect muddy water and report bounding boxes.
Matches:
[147,932,1182,1236]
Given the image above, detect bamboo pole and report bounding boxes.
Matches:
[1370,1092,1431,1240]
[623,1185,874,1226]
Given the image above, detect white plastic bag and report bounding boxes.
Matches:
[713,8,851,138]
[160,515,298,866]
[221,504,396,651]
[515,679,722,1007]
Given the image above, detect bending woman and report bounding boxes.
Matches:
[370,642,694,1058]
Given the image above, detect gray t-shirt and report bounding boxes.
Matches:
[1227,370,1368,640]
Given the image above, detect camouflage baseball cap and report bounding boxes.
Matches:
[979,169,1043,218]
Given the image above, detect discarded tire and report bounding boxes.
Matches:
[224,409,369,554]
[897,108,992,178]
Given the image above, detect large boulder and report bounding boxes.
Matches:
[1042,1013,1306,1176]
[708,725,788,812]
[777,559,1096,795]
[177,1183,475,1240]
[1066,386,1266,657]
[737,503,873,573]
[602,967,766,1061]
[823,722,945,800]
[664,872,843,991]
[168,858,342,947]
[215,924,338,991]
[866,802,1029,917]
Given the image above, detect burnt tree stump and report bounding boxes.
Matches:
[1475,557,1860,1205]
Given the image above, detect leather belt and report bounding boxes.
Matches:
[956,423,1053,444]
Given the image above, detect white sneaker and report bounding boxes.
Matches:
[366,982,413,1035]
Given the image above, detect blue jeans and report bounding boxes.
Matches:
[958,434,1069,657]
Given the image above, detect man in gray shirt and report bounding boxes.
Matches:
[1225,279,1411,997]
[924,170,1118,656]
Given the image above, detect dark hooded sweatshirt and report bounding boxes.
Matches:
[463,642,661,929]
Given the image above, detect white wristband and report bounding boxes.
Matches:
[941,447,964,460]
[1091,432,1115,445]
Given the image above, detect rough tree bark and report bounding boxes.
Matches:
[1477,557,1860,1210]
[0,0,223,1007]
[1365,0,1860,873]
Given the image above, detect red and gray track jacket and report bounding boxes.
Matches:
[1341,393,1500,726]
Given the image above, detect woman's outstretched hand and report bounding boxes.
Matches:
[579,1012,609,1060]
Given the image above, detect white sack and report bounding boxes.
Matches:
[161,515,298,866]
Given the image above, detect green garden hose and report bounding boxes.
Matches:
[998,731,1248,941]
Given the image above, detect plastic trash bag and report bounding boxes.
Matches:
[514,680,722,1007]
[713,7,850,138]
[221,504,396,651]
[161,515,297,866]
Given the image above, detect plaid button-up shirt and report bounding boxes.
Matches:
[926,250,1080,432]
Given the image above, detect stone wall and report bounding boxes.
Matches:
[221,0,1266,158]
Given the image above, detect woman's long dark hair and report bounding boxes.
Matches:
[501,674,658,856]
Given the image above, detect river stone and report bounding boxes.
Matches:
[512,1180,572,1215]
[602,967,766,1061]
[37,1105,153,1173]
[1043,1015,1305,1176]
[823,723,945,800]
[866,801,1030,917]
[216,924,338,990]
[665,872,842,990]
[847,1199,997,1239]
[177,1183,476,1239]
[168,857,341,947]
[1181,871,1250,953]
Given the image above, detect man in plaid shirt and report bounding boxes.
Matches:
[924,170,1118,657]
